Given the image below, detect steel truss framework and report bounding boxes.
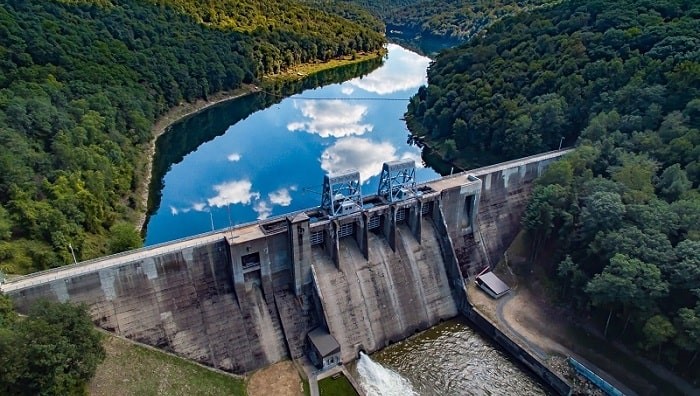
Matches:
[377,159,417,203]
[321,170,363,217]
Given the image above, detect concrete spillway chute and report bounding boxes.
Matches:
[378,159,419,202]
[321,170,363,217]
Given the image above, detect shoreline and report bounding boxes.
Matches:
[134,50,385,233]
[135,84,260,232]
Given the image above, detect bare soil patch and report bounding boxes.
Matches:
[246,360,303,396]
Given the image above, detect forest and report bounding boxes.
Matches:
[408,0,699,378]
[0,0,384,275]
[325,0,557,42]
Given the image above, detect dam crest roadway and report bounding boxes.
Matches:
[2,149,573,392]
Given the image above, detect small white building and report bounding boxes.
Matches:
[307,327,341,370]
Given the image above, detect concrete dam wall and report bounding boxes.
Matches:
[1,149,571,374]
[435,151,572,277]
[5,237,288,373]
[313,219,457,362]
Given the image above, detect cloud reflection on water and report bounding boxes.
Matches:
[207,180,261,207]
[287,100,373,138]
[346,44,430,95]
[321,137,422,183]
[269,187,296,206]
[253,200,272,220]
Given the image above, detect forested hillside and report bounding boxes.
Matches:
[312,0,419,19]
[387,0,557,41]
[0,0,384,275]
[408,0,700,378]
[325,0,556,42]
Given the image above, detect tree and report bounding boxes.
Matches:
[522,184,572,260]
[585,254,668,337]
[535,159,573,187]
[642,315,676,360]
[591,226,675,270]
[675,305,700,368]
[0,299,105,395]
[0,207,11,241]
[580,191,625,238]
[0,294,12,327]
[609,153,658,204]
[107,222,143,254]
[672,198,700,241]
[666,240,700,291]
[657,163,691,202]
[557,255,588,307]
[442,139,458,161]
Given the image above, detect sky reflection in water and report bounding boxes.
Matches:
[145,44,436,245]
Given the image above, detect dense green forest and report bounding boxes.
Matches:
[0,294,105,394]
[323,0,556,42]
[0,0,384,275]
[408,0,700,379]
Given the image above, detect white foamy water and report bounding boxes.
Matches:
[364,319,549,395]
[357,352,418,396]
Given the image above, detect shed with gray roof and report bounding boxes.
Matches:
[307,327,341,369]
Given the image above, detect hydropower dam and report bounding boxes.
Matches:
[1,149,572,393]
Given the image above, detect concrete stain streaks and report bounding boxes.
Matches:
[2,150,570,374]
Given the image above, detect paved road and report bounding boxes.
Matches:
[495,291,549,360]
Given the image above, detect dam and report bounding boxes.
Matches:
[1,149,571,382]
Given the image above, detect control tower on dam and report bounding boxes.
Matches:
[1,149,572,374]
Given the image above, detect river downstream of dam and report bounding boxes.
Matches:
[354,318,549,396]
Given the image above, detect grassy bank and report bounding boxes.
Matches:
[89,335,245,396]
[263,50,385,83]
[318,374,358,396]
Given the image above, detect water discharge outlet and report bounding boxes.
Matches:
[356,352,417,396]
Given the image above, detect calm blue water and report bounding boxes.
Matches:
[145,44,438,245]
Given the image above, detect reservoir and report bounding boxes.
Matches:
[145,44,438,245]
[145,44,548,395]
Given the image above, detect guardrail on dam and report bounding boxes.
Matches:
[1,149,572,375]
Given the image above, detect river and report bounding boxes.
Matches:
[145,44,548,395]
[355,318,549,395]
